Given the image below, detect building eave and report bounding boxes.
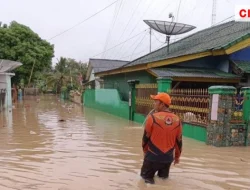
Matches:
[0,60,22,72]
[96,51,213,77]
[224,36,250,54]
[172,77,240,83]
[96,37,250,77]
[0,72,15,76]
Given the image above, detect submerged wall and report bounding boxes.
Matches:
[84,89,130,120]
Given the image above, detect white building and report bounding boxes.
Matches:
[0,59,22,111]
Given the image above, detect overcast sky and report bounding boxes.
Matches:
[1,0,249,64]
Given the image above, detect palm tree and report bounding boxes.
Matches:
[45,57,88,94]
[44,58,68,94]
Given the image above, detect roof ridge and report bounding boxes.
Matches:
[89,58,129,62]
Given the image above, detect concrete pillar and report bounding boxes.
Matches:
[241,87,250,121]
[207,86,236,147]
[6,75,12,109]
[157,77,172,93]
[127,80,139,121]
[241,87,250,146]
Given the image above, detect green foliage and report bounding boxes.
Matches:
[44,57,88,93]
[0,21,54,84]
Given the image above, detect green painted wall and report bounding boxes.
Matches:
[84,89,129,119]
[134,113,146,124]
[183,123,207,142]
[103,71,156,101]
[83,88,207,142]
[133,113,207,142]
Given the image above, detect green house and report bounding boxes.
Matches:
[96,21,250,101]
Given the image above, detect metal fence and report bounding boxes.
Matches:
[169,89,210,126]
[135,85,210,127]
[24,88,40,96]
[135,83,158,116]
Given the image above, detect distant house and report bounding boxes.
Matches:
[85,58,128,89]
[0,59,22,110]
[95,21,250,101]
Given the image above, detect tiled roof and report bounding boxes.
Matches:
[233,60,250,74]
[89,59,128,73]
[123,21,250,68]
[150,67,241,79]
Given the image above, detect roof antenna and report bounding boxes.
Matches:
[169,13,175,22]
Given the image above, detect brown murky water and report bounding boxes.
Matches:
[0,95,250,190]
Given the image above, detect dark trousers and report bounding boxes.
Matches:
[140,159,172,180]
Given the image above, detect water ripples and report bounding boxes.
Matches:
[0,96,250,190]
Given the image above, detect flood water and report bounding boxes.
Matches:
[0,95,250,190]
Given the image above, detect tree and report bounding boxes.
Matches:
[0,21,54,85]
[45,57,87,93]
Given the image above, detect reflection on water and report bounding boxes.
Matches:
[0,95,250,190]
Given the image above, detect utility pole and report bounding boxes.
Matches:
[212,0,217,25]
[149,28,152,53]
[28,60,35,87]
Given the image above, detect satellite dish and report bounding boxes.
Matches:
[144,19,196,53]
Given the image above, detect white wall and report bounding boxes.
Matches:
[0,74,13,109]
[0,75,7,109]
[95,80,100,89]
[0,75,7,89]
[89,69,95,81]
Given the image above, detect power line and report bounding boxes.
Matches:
[114,0,143,56]
[152,31,165,43]
[119,40,165,60]
[118,31,147,59]
[91,29,148,58]
[130,32,148,60]
[128,0,155,37]
[176,0,183,22]
[156,1,175,18]
[187,0,210,41]
[212,15,234,26]
[118,0,143,42]
[181,1,197,21]
[102,0,123,58]
[121,14,239,62]
[48,0,119,40]
[118,16,237,61]
[114,0,171,60]
[81,10,235,63]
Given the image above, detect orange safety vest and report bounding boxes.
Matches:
[142,111,182,163]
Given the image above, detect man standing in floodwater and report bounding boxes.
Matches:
[140,93,182,184]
